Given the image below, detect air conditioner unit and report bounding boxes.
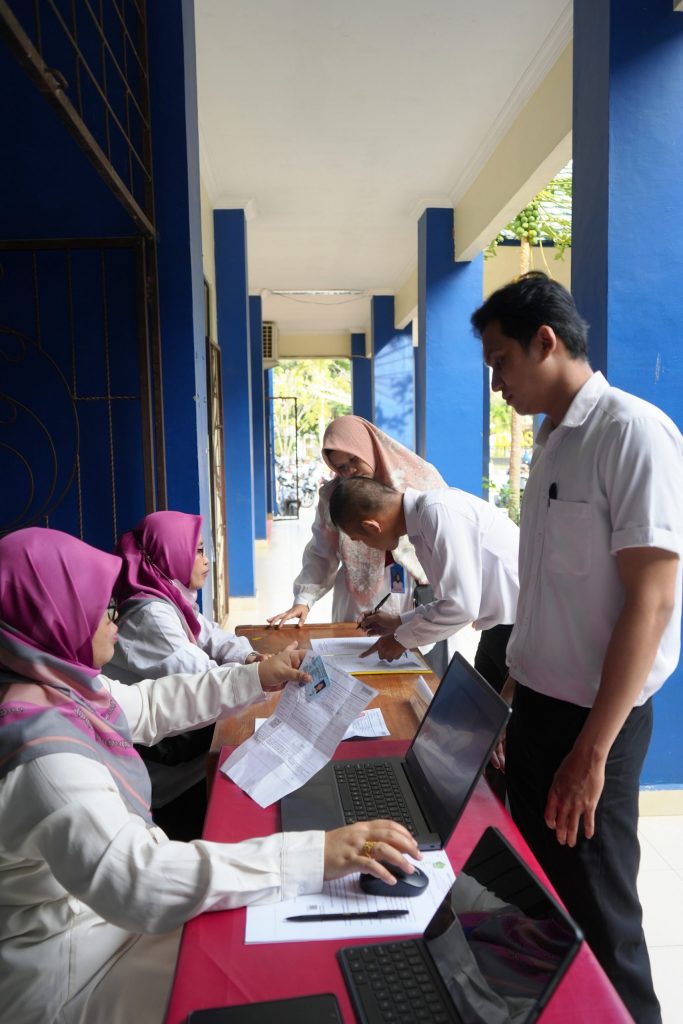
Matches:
[262,321,279,368]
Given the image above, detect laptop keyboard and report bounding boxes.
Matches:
[334,762,416,834]
[342,942,455,1023]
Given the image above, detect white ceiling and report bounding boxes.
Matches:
[195,1,572,334]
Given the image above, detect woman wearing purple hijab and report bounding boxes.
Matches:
[105,511,263,839]
[0,528,420,1024]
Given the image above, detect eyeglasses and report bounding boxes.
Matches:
[106,597,119,624]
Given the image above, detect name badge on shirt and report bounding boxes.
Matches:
[389,564,406,594]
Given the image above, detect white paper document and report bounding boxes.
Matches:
[310,636,427,675]
[253,706,389,741]
[222,653,378,807]
[245,850,455,943]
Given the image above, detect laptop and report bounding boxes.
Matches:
[280,652,511,850]
[338,827,583,1024]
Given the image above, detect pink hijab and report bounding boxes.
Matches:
[320,416,447,602]
[113,511,202,640]
[0,528,152,820]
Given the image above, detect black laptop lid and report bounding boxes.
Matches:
[423,827,582,1024]
[404,653,511,844]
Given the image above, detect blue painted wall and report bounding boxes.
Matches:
[249,296,267,540]
[416,208,485,493]
[371,297,414,449]
[214,210,255,596]
[147,0,213,610]
[351,333,373,421]
[573,0,683,786]
[0,20,149,552]
[264,368,276,516]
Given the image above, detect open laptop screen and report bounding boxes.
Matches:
[405,653,510,844]
[423,828,582,1024]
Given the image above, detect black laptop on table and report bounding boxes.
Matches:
[339,826,583,1024]
[281,653,511,850]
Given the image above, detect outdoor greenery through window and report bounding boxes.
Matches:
[485,161,572,522]
[271,359,351,516]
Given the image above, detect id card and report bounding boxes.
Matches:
[302,654,331,700]
[389,563,405,594]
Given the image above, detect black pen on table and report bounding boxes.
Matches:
[286,910,409,922]
[357,591,391,629]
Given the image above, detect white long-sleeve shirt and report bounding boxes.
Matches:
[104,600,256,805]
[0,665,324,1024]
[395,488,520,650]
[106,599,255,683]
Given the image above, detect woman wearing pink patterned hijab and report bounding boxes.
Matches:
[0,528,420,1024]
[268,415,447,628]
[113,510,204,639]
[109,510,260,839]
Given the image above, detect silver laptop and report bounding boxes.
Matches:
[280,653,511,850]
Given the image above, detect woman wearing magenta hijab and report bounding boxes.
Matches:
[0,528,421,1024]
[268,415,447,627]
[105,510,266,840]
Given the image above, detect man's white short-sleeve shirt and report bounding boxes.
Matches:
[508,371,683,707]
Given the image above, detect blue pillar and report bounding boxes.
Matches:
[264,368,276,517]
[148,0,213,610]
[371,297,414,449]
[416,208,485,492]
[351,332,373,421]
[214,210,255,596]
[573,0,683,786]
[249,296,267,540]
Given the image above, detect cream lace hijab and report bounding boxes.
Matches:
[321,416,447,604]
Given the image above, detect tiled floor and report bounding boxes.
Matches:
[226,506,683,1024]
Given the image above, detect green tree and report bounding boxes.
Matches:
[272,359,351,463]
[485,165,572,522]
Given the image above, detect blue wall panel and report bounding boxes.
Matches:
[371,298,414,449]
[249,296,267,540]
[351,333,373,422]
[416,208,485,493]
[214,210,255,596]
[573,0,683,785]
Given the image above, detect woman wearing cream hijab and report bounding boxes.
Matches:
[268,415,447,627]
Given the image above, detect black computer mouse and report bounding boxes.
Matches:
[359,861,429,898]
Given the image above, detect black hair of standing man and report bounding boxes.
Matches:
[470,271,589,360]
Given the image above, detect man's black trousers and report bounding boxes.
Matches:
[506,684,661,1024]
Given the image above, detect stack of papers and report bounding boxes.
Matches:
[310,636,427,675]
[222,653,377,807]
[245,850,455,943]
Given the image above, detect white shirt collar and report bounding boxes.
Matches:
[536,370,607,448]
[402,488,420,536]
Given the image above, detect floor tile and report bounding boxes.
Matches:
[648,945,683,1024]
[637,831,671,873]
[637,869,683,946]
[638,816,683,874]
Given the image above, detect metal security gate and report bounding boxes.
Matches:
[268,395,300,520]
[0,237,163,551]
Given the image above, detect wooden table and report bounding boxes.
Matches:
[212,622,436,749]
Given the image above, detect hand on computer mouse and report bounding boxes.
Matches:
[359,861,429,898]
[323,820,422,882]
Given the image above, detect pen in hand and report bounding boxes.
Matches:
[286,910,409,922]
[357,591,391,629]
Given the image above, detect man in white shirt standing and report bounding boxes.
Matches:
[472,271,683,1024]
[327,477,519,691]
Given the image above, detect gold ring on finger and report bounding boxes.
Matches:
[361,839,377,859]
